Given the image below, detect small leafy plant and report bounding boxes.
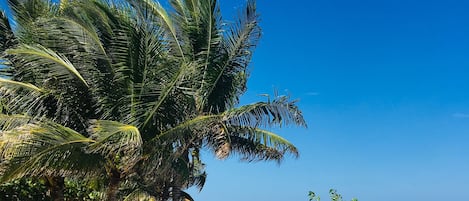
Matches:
[308,189,358,201]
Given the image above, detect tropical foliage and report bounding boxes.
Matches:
[0,0,306,200]
[308,189,358,201]
[0,178,102,201]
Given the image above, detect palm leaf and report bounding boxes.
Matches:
[180,190,195,201]
[141,61,197,127]
[0,114,33,131]
[0,11,16,53]
[0,78,49,115]
[7,0,55,25]
[87,120,143,172]
[0,121,103,182]
[223,95,307,128]
[7,44,89,87]
[130,0,186,60]
[114,18,168,125]
[153,95,303,161]
[123,189,157,201]
[228,127,298,162]
[199,0,260,111]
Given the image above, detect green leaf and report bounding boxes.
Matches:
[0,121,103,182]
[87,120,143,172]
[7,44,89,87]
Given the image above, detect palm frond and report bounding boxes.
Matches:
[153,98,302,161]
[228,135,283,163]
[123,189,157,201]
[59,1,116,61]
[37,16,121,120]
[184,151,206,191]
[7,0,55,25]
[0,121,103,182]
[7,44,89,87]
[0,11,16,53]
[0,114,33,131]
[0,78,49,115]
[57,1,133,120]
[114,19,168,125]
[229,127,298,162]
[170,0,191,25]
[141,61,197,127]
[199,0,260,112]
[0,77,43,93]
[87,120,143,172]
[223,95,307,128]
[58,0,69,13]
[130,0,186,60]
[155,115,220,141]
[180,189,195,201]
[190,0,225,111]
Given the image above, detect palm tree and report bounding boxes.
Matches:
[0,0,307,200]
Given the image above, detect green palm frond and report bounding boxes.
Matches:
[229,135,284,162]
[154,95,303,161]
[228,127,298,162]
[180,190,195,201]
[34,16,109,63]
[58,0,69,13]
[0,78,49,115]
[141,61,198,127]
[0,114,33,131]
[223,95,307,128]
[170,0,191,24]
[154,115,220,143]
[184,153,206,191]
[0,121,103,182]
[87,120,143,171]
[170,0,222,57]
[59,1,118,61]
[176,0,225,112]
[113,19,169,125]
[202,124,299,161]
[34,16,122,120]
[199,0,260,112]
[56,1,132,120]
[154,95,305,141]
[123,189,156,201]
[7,44,89,87]
[130,0,186,60]
[0,11,16,53]
[7,0,55,25]
[0,77,43,93]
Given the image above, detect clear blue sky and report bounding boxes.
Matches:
[189,0,469,201]
[2,0,469,200]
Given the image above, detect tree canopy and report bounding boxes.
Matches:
[0,0,306,200]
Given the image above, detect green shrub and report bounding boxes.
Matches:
[0,178,103,201]
[308,189,358,201]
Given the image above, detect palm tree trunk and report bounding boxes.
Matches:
[106,168,121,200]
[171,186,181,201]
[45,176,65,201]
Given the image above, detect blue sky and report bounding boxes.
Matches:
[2,0,469,200]
[188,0,469,201]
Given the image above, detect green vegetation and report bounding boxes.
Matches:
[0,0,306,200]
[308,189,358,201]
[0,178,102,201]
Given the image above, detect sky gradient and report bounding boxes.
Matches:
[2,0,469,200]
[189,0,469,200]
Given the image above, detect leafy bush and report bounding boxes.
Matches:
[308,189,358,201]
[0,178,103,201]
[0,178,49,201]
